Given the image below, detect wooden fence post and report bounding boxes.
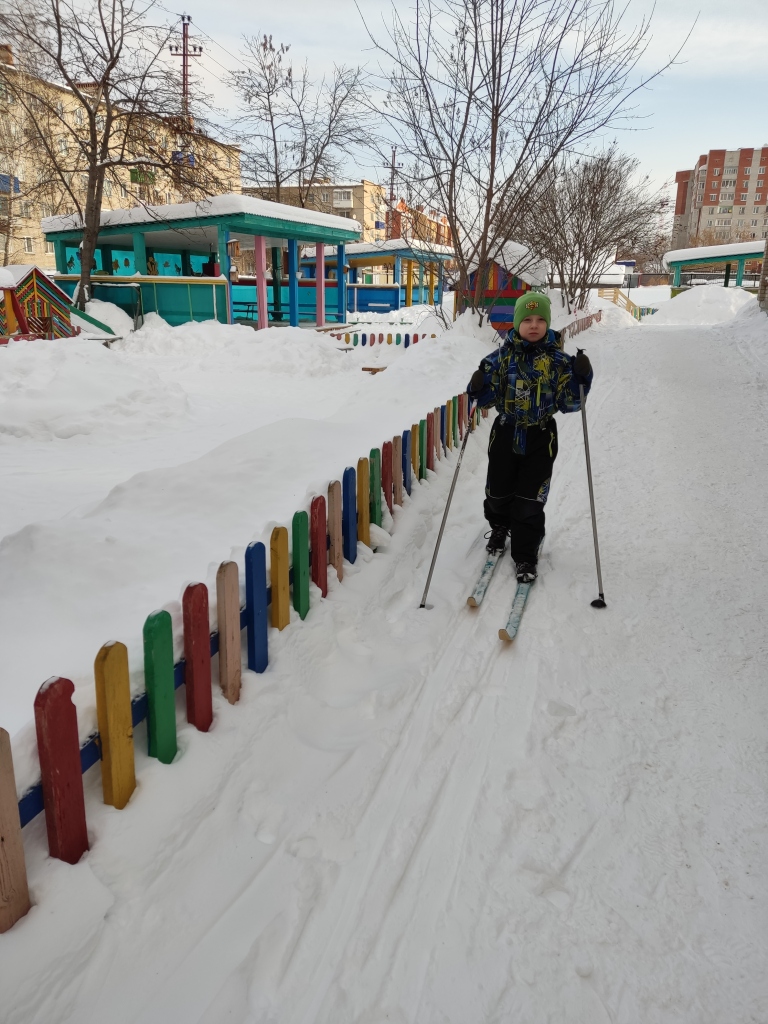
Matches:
[183,583,213,729]
[434,407,441,460]
[445,399,453,450]
[369,448,382,528]
[419,418,427,479]
[342,467,358,563]
[0,728,30,932]
[327,480,343,580]
[310,496,328,598]
[245,542,269,672]
[441,404,447,452]
[270,526,291,630]
[392,435,403,506]
[94,641,136,808]
[217,561,241,704]
[458,394,465,439]
[33,677,89,864]
[426,413,435,472]
[402,429,412,495]
[143,611,177,764]
[411,422,420,480]
[357,457,371,547]
[381,441,393,514]
[292,511,310,619]
[452,395,459,445]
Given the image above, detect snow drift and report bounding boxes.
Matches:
[643,285,757,325]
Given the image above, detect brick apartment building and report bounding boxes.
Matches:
[672,147,768,248]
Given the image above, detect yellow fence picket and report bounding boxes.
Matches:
[217,560,241,704]
[0,728,30,933]
[94,641,136,809]
[357,456,371,547]
[270,526,290,630]
[328,480,343,581]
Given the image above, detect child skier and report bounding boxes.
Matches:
[467,291,593,583]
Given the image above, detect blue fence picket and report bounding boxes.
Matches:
[245,541,268,673]
[342,466,357,564]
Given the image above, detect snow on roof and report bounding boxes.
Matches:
[304,237,454,259]
[466,241,548,286]
[41,194,361,236]
[665,239,766,265]
[0,264,47,286]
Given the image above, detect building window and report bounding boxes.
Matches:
[740,194,748,202]
[744,167,751,175]
[103,180,112,197]
[121,184,127,198]
[19,201,32,218]
[706,220,713,226]
[321,191,329,203]
[758,179,765,187]
[709,194,717,201]
[758,167,765,174]
[709,207,715,214]
[166,192,172,204]
[58,137,68,154]
[754,207,762,213]
[751,219,758,226]
[22,236,33,253]
[712,168,720,175]
[45,240,55,254]
[756,194,763,202]
[737,219,744,226]
[715,218,731,226]
[724,166,736,174]
[74,107,84,125]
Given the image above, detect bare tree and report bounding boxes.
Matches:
[0,0,233,306]
[364,0,686,314]
[232,35,371,207]
[518,147,667,310]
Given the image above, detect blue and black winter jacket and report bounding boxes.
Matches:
[467,329,593,454]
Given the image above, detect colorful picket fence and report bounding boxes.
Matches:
[329,330,438,347]
[564,309,602,337]
[0,387,474,934]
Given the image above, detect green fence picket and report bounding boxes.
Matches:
[143,610,177,764]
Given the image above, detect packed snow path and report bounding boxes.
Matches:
[2,305,767,1022]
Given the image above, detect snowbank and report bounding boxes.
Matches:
[643,286,757,325]
[85,298,135,336]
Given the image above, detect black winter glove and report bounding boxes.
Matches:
[469,368,486,395]
[574,348,592,378]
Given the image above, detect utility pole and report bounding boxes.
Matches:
[169,14,203,119]
[386,147,402,240]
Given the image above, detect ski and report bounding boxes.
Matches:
[498,580,534,641]
[467,549,503,607]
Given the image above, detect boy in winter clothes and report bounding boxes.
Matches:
[467,292,592,583]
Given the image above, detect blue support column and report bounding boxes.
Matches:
[217,224,233,323]
[287,238,299,326]
[54,239,67,274]
[736,258,745,286]
[437,262,445,306]
[99,245,113,275]
[181,250,192,276]
[336,244,347,323]
[418,261,424,303]
[673,264,681,287]
[132,232,147,274]
[393,256,402,310]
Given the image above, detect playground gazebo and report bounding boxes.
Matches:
[41,194,362,327]
[664,239,766,288]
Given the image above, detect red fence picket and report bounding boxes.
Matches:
[183,583,213,731]
[34,677,89,864]
[310,495,328,598]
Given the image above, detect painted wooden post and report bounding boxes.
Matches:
[316,244,326,326]
[287,238,300,327]
[429,263,436,302]
[216,561,241,704]
[452,395,459,445]
[337,244,347,324]
[0,728,30,932]
[418,261,424,303]
[433,407,442,460]
[357,457,371,547]
[310,496,328,598]
[419,419,427,479]
[254,235,269,330]
[94,641,136,808]
[245,542,269,672]
[446,398,453,450]
[183,583,213,728]
[369,448,382,528]
[402,429,412,495]
[458,394,465,439]
[426,413,435,472]
[292,511,310,620]
[270,527,291,630]
[440,404,447,452]
[411,422,420,480]
[405,259,413,306]
[396,333,402,345]
[404,332,410,348]
[381,440,393,514]
[392,434,403,506]
[328,480,343,580]
[132,232,148,275]
[387,333,393,345]
[342,466,357,563]
[33,677,89,864]
[143,611,177,764]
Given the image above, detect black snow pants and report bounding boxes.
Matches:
[484,415,558,564]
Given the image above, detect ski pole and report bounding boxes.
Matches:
[419,401,477,609]
[579,384,606,608]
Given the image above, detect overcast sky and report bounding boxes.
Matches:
[171,0,768,198]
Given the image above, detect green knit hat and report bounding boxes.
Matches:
[514,291,551,332]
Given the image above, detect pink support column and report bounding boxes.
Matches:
[316,244,325,326]
[254,235,268,330]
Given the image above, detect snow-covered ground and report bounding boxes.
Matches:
[1,291,767,1023]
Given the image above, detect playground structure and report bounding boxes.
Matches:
[0,264,77,342]
[41,194,364,328]
[664,239,766,288]
[597,287,658,320]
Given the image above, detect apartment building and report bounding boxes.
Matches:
[672,147,768,248]
[244,179,452,248]
[0,45,241,270]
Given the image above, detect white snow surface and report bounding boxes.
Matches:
[665,238,765,264]
[643,285,758,325]
[1,303,767,1023]
[84,298,134,335]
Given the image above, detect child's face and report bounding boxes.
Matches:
[517,315,548,342]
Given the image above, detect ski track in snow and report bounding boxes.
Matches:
[2,308,768,1023]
